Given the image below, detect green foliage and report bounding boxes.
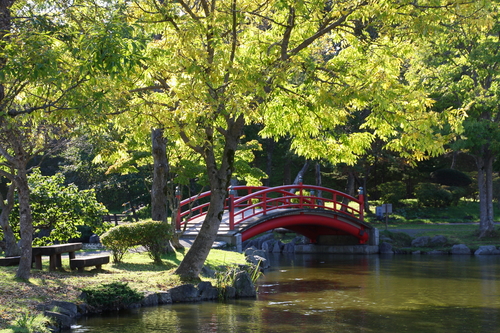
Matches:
[376,181,406,204]
[414,183,467,208]
[214,263,262,300]
[3,311,51,333]
[101,220,172,264]
[415,183,452,208]
[9,168,110,246]
[430,169,472,187]
[81,282,143,311]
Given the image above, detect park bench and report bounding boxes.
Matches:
[70,255,110,272]
[0,256,21,266]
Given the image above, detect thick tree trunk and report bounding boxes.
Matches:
[14,169,33,280]
[175,115,244,279]
[475,150,495,238]
[151,128,178,252]
[151,128,168,222]
[0,182,20,256]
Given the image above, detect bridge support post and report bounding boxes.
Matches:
[234,233,242,253]
[367,228,379,246]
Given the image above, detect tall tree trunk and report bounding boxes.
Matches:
[0,181,20,256]
[14,168,33,280]
[151,128,180,252]
[289,160,309,193]
[475,150,495,238]
[175,115,245,279]
[151,128,168,222]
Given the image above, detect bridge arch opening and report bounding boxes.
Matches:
[240,214,369,244]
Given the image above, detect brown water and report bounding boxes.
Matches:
[72,254,500,332]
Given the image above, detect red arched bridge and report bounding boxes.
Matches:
[176,183,375,246]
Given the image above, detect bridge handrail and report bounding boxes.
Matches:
[175,186,270,228]
[176,184,364,230]
[229,184,363,229]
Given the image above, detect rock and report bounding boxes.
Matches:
[427,250,446,254]
[44,311,73,330]
[246,254,268,268]
[198,282,218,300]
[430,235,448,247]
[141,292,159,307]
[48,301,78,318]
[224,286,236,299]
[257,233,275,249]
[201,266,216,278]
[157,291,172,304]
[474,245,498,255]
[244,246,258,256]
[412,251,421,254]
[283,242,295,253]
[451,244,471,255]
[170,284,200,302]
[242,239,257,249]
[411,236,431,247]
[89,234,100,244]
[261,240,276,252]
[379,242,393,254]
[233,271,256,298]
[272,241,283,253]
[244,247,266,258]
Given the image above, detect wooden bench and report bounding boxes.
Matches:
[0,256,21,266]
[70,255,110,272]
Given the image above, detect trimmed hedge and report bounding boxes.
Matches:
[101,220,172,264]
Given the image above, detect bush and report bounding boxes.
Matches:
[415,183,452,207]
[101,220,172,264]
[81,282,143,311]
[376,181,406,204]
[10,168,110,246]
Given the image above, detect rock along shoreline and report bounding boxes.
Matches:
[41,252,262,332]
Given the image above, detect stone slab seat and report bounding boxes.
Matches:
[0,256,21,266]
[70,255,109,272]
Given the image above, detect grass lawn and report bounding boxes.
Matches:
[0,248,246,331]
[366,199,500,251]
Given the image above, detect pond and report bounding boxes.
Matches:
[72,253,500,332]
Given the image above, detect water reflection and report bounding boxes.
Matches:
[73,254,500,333]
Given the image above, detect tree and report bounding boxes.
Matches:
[412,1,500,237]
[0,0,146,279]
[125,0,468,279]
[0,174,19,256]
[9,168,109,245]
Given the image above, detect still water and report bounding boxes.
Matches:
[73,254,500,332]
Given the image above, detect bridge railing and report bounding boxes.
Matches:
[176,183,364,231]
[175,186,270,230]
[228,184,364,230]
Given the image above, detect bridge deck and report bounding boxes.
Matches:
[180,208,271,237]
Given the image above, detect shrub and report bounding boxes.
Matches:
[81,282,143,311]
[415,183,452,207]
[9,168,110,246]
[376,181,406,204]
[101,220,172,264]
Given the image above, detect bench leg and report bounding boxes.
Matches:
[96,264,102,270]
[33,255,42,270]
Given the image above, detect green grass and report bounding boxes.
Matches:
[365,199,495,224]
[372,198,500,252]
[0,248,246,330]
